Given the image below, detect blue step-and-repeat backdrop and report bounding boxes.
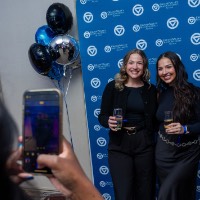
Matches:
[76,0,200,199]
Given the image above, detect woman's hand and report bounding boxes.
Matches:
[165,122,184,134]
[108,116,118,131]
[6,136,33,184]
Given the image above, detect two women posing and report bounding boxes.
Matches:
[98,49,200,200]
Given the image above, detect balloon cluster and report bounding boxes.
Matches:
[28,3,80,81]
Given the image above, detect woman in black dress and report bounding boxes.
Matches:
[155,51,200,200]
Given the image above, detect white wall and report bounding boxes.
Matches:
[0,0,92,190]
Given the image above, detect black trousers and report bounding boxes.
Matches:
[108,129,155,200]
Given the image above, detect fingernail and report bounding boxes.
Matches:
[18,143,23,148]
[25,176,34,181]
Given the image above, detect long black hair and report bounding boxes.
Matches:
[156,51,199,124]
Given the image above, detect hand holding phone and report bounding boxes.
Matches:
[22,89,63,174]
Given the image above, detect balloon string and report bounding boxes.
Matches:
[52,77,74,150]
[61,74,74,150]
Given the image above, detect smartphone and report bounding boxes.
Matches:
[22,89,63,174]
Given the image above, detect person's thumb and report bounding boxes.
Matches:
[37,154,57,169]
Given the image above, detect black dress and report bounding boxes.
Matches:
[155,87,200,200]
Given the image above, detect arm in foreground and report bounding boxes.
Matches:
[37,136,103,200]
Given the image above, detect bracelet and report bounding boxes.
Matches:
[183,125,187,134]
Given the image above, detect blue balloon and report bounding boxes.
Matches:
[35,25,56,46]
[47,61,64,81]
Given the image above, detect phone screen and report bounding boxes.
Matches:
[23,89,62,174]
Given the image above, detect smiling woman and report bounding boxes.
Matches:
[155,51,200,200]
[98,48,157,200]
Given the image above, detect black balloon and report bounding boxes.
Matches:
[46,3,73,34]
[28,43,53,75]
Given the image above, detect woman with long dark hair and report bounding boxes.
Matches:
[155,51,200,200]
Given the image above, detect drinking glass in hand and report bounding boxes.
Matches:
[113,108,123,131]
[164,111,173,129]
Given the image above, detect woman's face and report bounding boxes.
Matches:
[157,57,176,84]
[125,53,144,80]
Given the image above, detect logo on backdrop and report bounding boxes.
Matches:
[191,33,200,45]
[188,17,196,24]
[80,0,87,4]
[193,69,200,81]
[190,54,199,61]
[167,17,179,29]
[114,25,125,36]
[99,166,109,175]
[132,4,144,16]
[97,137,107,147]
[102,193,112,200]
[118,59,123,68]
[91,78,101,88]
[94,125,101,131]
[87,46,98,56]
[136,39,147,50]
[83,12,93,23]
[152,4,160,11]
[94,108,101,117]
[188,0,200,7]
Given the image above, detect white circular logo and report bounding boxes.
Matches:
[94,108,101,117]
[167,17,179,29]
[114,25,125,36]
[104,45,112,53]
[87,46,97,56]
[118,59,123,68]
[190,54,199,61]
[102,193,112,200]
[80,0,87,4]
[97,153,104,159]
[94,125,101,131]
[91,78,101,88]
[132,4,144,16]
[100,181,106,187]
[88,64,95,71]
[132,24,140,32]
[91,95,98,102]
[155,39,163,47]
[188,17,196,24]
[152,3,160,11]
[193,69,200,81]
[84,31,90,38]
[83,12,93,23]
[97,137,107,147]
[101,12,108,19]
[188,0,200,7]
[99,166,109,175]
[136,39,147,50]
[191,33,200,45]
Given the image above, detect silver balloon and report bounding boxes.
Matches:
[49,34,80,67]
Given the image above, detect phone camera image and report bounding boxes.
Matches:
[23,89,62,174]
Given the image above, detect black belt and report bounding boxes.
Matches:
[123,125,144,135]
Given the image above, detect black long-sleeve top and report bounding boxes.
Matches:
[156,86,200,143]
[98,80,157,146]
